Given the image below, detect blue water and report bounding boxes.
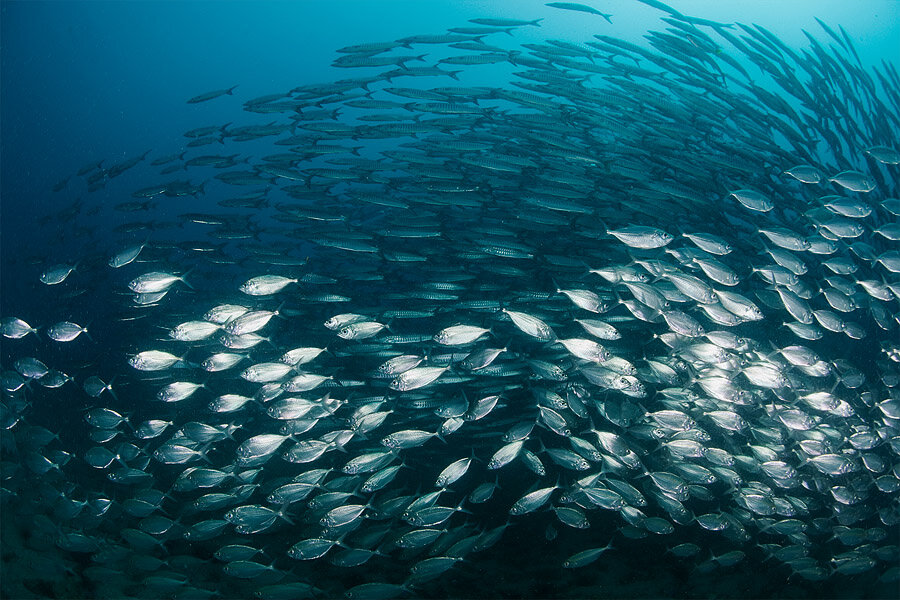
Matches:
[2,0,898,224]
[2,1,899,599]
[2,0,897,312]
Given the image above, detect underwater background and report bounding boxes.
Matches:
[2,1,900,598]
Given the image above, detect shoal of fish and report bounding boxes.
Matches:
[2,0,900,598]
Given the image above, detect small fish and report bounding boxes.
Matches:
[82,376,116,399]
[863,145,900,164]
[828,170,876,192]
[433,324,490,345]
[563,541,615,568]
[188,85,238,103]
[240,275,298,295]
[546,2,613,23]
[225,308,281,335]
[390,366,448,391]
[338,321,387,340]
[169,320,220,341]
[502,308,555,341]
[109,243,146,268]
[510,483,559,515]
[729,189,773,212]
[129,350,182,371]
[435,456,471,489]
[129,271,191,293]
[157,381,204,402]
[607,225,674,248]
[0,317,38,339]
[40,263,77,285]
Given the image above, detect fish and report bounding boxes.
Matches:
[563,541,615,568]
[169,320,220,342]
[239,275,299,295]
[46,321,90,342]
[188,85,239,104]
[128,350,183,371]
[829,170,877,192]
[3,4,899,600]
[502,309,556,341]
[389,366,449,391]
[607,225,674,249]
[468,17,543,27]
[39,263,77,285]
[433,324,491,345]
[729,189,774,212]
[128,271,191,293]
[510,482,559,515]
[546,2,613,23]
[0,317,38,339]
[109,242,147,268]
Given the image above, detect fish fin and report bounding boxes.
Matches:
[178,267,195,290]
[276,505,295,525]
[107,376,119,403]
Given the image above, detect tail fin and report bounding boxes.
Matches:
[179,267,195,290]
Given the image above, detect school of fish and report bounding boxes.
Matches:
[2,0,899,598]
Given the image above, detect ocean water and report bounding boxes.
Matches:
[2,1,899,598]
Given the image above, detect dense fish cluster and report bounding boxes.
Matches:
[2,1,899,598]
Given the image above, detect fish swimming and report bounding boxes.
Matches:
[2,3,899,600]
